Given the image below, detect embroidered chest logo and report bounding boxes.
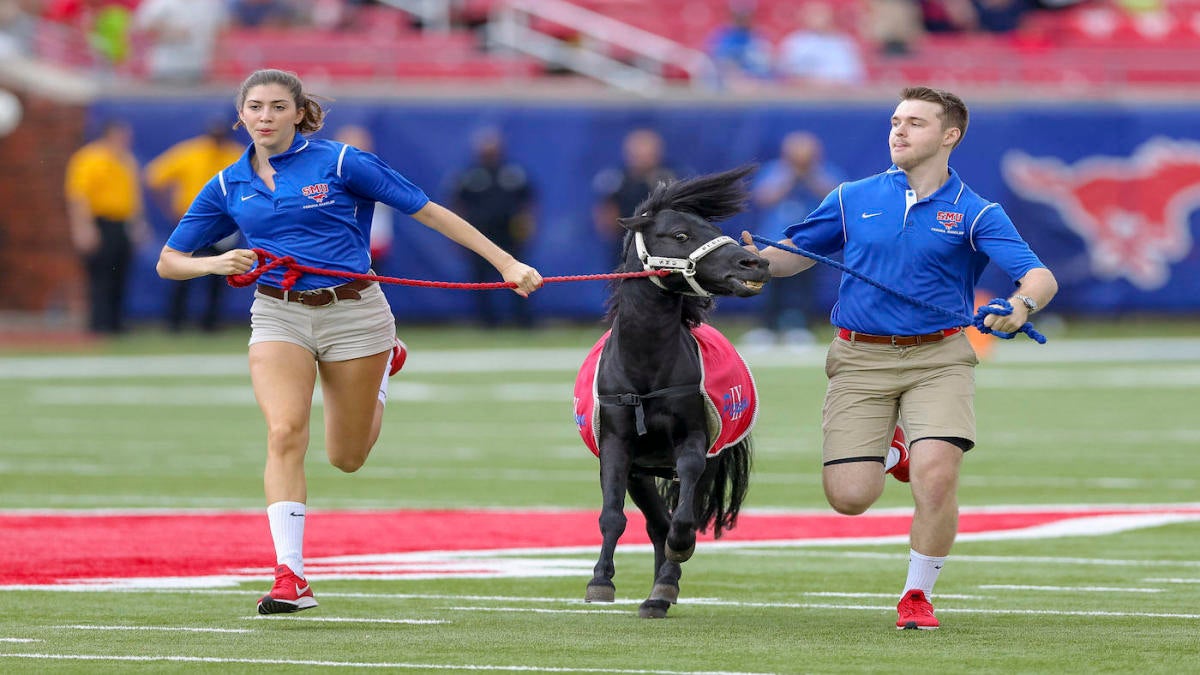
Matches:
[301,183,331,206]
[936,211,964,227]
[934,210,965,235]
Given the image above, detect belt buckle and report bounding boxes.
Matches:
[297,288,337,307]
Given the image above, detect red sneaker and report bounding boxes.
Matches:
[257,564,317,615]
[896,589,938,630]
[388,338,408,377]
[886,425,910,483]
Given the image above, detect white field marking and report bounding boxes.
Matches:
[56,624,252,634]
[21,368,1200,409]
[741,549,1200,569]
[977,365,1200,389]
[4,337,1200,381]
[977,585,1165,593]
[0,639,39,643]
[443,606,628,615]
[0,654,772,675]
[1143,578,1200,584]
[985,428,1200,445]
[959,475,1200,490]
[726,603,1200,620]
[247,616,448,625]
[437,603,1200,622]
[797,591,985,600]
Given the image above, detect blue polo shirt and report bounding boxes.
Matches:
[784,166,1045,335]
[167,135,429,289]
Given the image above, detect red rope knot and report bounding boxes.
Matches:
[226,249,295,288]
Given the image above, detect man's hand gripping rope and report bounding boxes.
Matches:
[972,298,1046,344]
[745,234,1047,344]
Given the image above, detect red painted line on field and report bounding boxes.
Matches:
[2,506,1198,587]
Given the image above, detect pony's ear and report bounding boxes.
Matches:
[617,214,653,232]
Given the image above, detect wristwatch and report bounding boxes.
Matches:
[1012,294,1038,314]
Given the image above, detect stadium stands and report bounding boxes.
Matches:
[20,1,1200,92]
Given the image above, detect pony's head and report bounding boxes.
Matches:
[616,165,770,300]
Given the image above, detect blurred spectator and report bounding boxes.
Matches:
[972,0,1033,33]
[592,128,677,269]
[705,0,773,88]
[0,0,36,58]
[229,0,297,28]
[920,0,979,33]
[450,127,537,328]
[332,124,394,267]
[132,0,228,84]
[863,0,924,55]
[44,0,138,70]
[64,119,149,334]
[776,2,866,86]
[144,118,244,332]
[743,131,843,349]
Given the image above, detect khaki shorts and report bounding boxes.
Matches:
[249,282,396,362]
[822,331,978,464]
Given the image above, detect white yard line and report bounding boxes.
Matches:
[3,337,1200,380]
[737,550,1200,568]
[977,585,1165,593]
[443,607,627,615]
[246,616,447,625]
[56,625,252,634]
[0,653,772,674]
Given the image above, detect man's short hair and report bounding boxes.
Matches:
[900,86,969,149]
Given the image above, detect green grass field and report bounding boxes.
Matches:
[1,321,1199,674]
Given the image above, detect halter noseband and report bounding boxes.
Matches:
[633,230,738,297]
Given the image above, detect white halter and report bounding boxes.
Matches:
[633,230,738,297]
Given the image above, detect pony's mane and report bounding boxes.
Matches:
[603,165,756,327]
[632,164,756,224]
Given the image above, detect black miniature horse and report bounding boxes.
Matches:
[581,166,769,618]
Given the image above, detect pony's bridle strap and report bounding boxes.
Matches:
[634,232,738,297]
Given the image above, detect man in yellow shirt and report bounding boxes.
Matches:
[145,119,244,332]
[65,119,149,334]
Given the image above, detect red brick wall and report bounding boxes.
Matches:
[0,94,87,315]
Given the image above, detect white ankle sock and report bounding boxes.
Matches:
[267,501,306,578]
[902,548,946,597]
[884,445,901,472]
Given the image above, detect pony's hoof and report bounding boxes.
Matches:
[638,599,671,619]
[649,583,679,604]
[585,584,616,603]
[665,543,695,563]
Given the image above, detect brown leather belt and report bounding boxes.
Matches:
[257,279,373,307]
[837,327,963,347]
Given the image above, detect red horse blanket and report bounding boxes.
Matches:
[573,323,758,458]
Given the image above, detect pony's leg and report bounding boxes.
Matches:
[586,441,631,603]
[628,474,679,618]
[666,440,708,563]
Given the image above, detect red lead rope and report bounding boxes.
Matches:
[226,248,670,291]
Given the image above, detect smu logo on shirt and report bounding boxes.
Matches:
[301,183,334,208]
[933,210,965,235]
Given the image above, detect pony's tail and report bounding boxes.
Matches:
[658,436,753,539]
